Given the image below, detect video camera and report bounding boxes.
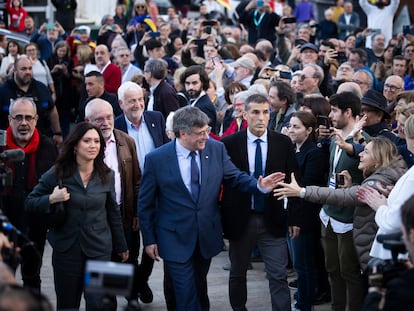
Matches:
[367,232,408,289]
[85,260,140,311]
[0,130,25,196]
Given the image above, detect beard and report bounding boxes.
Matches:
[187,88,202,99]
[15,74,32,86]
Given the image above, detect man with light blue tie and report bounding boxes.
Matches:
[138,106,285,311]
[221,94,299,311]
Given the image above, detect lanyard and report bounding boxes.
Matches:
[253,9,265,27]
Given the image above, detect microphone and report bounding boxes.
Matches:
[0,149,25,162]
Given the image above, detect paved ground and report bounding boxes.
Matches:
[16,241,331,311]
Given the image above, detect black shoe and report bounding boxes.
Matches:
[313,291,331,305]
[288,279,298,289]
[139,282,153,303]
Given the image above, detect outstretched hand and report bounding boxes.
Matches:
[356,186,386,211]
[273,172,301,200]
[258,172,286,191]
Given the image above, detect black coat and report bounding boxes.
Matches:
[221,130,298,240]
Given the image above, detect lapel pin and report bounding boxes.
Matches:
[151,123,155,127]
[205,155,208,159]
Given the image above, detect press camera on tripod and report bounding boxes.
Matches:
[367,232,408,289]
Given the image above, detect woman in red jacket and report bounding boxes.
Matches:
[6,0,27,32]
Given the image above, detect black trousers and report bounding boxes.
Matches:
[52,242,111,311]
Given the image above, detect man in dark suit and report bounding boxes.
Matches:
[180,65,217,133]
[138,106,285,311]
[221,94,298,311]
[337,1,360,40]
[114,81,168,304]
[85,98,142,306]
[144,58,180,119]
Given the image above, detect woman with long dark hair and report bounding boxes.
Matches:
[286,111,328,311]
[26,122,128,311]
[47,41,74,138]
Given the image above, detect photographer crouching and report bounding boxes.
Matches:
[363,194,414,310]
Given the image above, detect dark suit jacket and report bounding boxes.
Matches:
[113,129,141,229]
[138,138,260,263]
[114,111,169,147]
[26,168,127,257]
[337,12,360,40]
[221,130,298,240]
[193,94,217,134]
[148,80,180,119]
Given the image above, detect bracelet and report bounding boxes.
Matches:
[299,187,306,199]
[358,137,365,144]
[53,132,62,136]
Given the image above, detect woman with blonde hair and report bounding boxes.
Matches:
[275,137,407,268]
[357,115,414,260]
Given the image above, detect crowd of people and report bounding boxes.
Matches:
[2,0,414,310]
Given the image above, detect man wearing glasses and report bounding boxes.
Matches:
[0,56,62,146]
[1,97,58,292]
[115,46,142,83]
[138,105,284,311]
[383,75,404,113]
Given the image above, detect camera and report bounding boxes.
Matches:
[367,232,407,289]
[403,25,414,36]
[85,260,134,297]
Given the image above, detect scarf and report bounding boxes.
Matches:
[5,126,40,190]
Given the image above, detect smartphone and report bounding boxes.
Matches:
[294,38,307,47]
[279,71,292,80]
[403,25,414,36]
[212,56,223,69]
[202,20,216,27]
[257,0,264,7]
[336,51,347,64]
[204,26,212,34]
[335,173,345,187]
[194,38,207,45]
[370,28,381,35]
[150,31,160,38]
[283,17,296,24]
[317,115,332,128]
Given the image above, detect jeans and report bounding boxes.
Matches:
[288,231,318,311]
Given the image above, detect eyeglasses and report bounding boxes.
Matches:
[26,48,36,52]
[191,126,211,137]
[405,49,414,53]
[136,5,146,9]
[351,79,368,85]
[92,115,114,124]
[384,84,401,92]
[300,75,312,81]
[118,54,130,58]
[11,114,36,122]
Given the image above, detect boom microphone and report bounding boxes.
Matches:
[0,149,25,162]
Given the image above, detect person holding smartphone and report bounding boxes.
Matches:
[238,0,281,46]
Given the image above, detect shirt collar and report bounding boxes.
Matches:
[247,128,268,144]
[105,131,116,146]
[176,138,197,158]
